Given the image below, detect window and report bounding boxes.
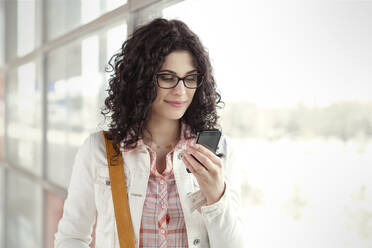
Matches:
[164,1,372,247]
[46,0,127,41]
[46,23,127,187]
[6,62,42,175]
[0,167,4,248]
[17,0,36,56]
[6,171,42,248]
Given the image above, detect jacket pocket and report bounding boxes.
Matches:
[94,167,114,217]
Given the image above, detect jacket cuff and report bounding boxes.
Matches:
[200,181,228,219]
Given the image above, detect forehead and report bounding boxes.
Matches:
[160,50,196,75]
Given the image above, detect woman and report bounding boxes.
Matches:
[54,18,246,248]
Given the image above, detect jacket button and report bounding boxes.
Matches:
[178,152,184,160]
[193,239,200,245]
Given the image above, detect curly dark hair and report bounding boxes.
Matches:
[101,18,224,156]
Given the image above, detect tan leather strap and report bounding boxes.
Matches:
[101,131,135,248]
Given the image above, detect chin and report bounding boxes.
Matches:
[163,110,186,120]
[166,114,184,120]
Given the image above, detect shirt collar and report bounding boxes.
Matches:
[120,121,195,152]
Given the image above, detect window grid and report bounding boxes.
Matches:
[0,1,183,247]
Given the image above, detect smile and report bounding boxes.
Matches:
[164,100,186,108]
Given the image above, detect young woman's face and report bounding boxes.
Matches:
[150,50,197,121]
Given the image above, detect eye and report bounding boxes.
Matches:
[185,74,197,81]
[184,75,199,84]
[159,74,176,81]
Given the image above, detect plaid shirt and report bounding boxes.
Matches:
[123,122,195,248]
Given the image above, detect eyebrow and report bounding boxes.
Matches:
[158,69,198,74]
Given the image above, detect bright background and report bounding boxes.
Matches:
[0,0,371,247]
[162,1,372,247]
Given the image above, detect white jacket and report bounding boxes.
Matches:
[54,131,246,248]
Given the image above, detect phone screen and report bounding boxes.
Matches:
[186,129,222,173]
[196,130,221,153]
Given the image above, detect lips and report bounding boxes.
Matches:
[165,100,186,104]
[165,100,187,107]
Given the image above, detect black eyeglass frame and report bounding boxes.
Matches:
[155,73,204,89]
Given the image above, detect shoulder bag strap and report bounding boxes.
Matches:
[101,131,136,248]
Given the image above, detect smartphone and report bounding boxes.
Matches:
[186,129,222,173]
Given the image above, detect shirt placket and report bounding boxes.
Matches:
[149,149,170,248]
[157,175,168,248]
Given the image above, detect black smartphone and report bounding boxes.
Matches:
[186,129,222,173]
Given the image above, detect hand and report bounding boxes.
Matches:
[182,143,226,205]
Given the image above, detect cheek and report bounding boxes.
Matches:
[188,89,197,102]
[154,88,167,103]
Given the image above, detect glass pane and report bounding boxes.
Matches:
[46,0,127,41]
[3,0,36,59]
[6,62,42,175]
[105,22,127,85]
[46,0,81,41]
[17,0,36,56]
[163,1,372,248]
[4,0,17,62]
[0,2,5,66]
[106,23,127,67]
[107,0,127,12]
[45,190,97,248]
[6,171,42,248]
[0,167,4,248]
[0,68,4,160]
[101,22,127,129]
[163,0,372,105]
[46,35,105,187]
[46,21,127,187]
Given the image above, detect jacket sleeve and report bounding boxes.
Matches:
[200,136,247,248]
[54,134,97,248]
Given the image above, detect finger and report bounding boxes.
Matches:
[188,148,218,174]
[183,152,207,175]
[182,154,195,174]
[188,144,222,169]
[190,144,222,166]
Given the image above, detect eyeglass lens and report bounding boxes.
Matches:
[157,74,202,89]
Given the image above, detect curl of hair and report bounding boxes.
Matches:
[101,18,224,157]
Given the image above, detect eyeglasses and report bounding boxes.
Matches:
[155,73,204,89]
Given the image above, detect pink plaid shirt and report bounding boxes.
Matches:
[123,122,196,248]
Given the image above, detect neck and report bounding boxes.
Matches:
[143,116,181,146]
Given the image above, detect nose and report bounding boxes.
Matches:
[172,79,187,95]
